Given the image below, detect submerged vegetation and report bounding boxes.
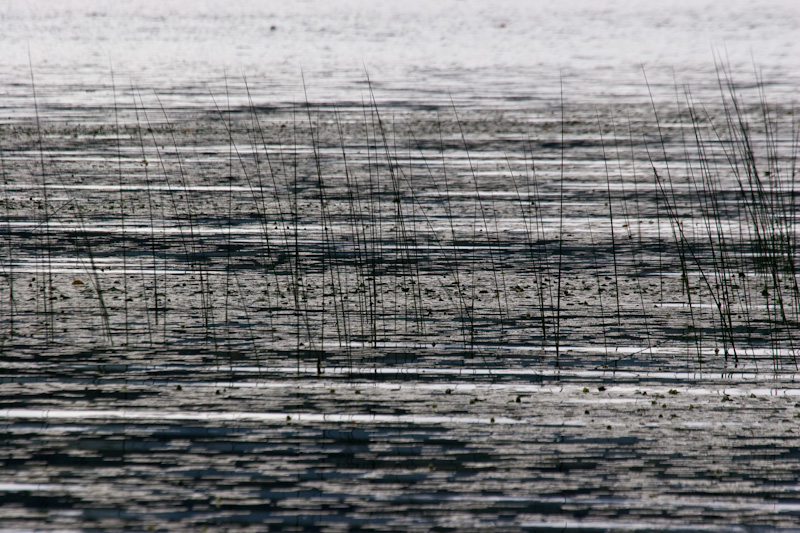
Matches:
[1,66,799,373]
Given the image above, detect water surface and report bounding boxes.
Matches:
[2,1,800,531]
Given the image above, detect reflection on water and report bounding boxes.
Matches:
[3,368,800,530]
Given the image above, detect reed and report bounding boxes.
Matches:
[28,54,56,341]
[109,63,130,346]
[131,84,163,344]
[0,148,15,344]
[3,66,799,373]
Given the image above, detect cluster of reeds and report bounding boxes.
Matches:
[0,67,797,372]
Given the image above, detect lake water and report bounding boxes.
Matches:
[3,1,800,531]
[4,0,800,111]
